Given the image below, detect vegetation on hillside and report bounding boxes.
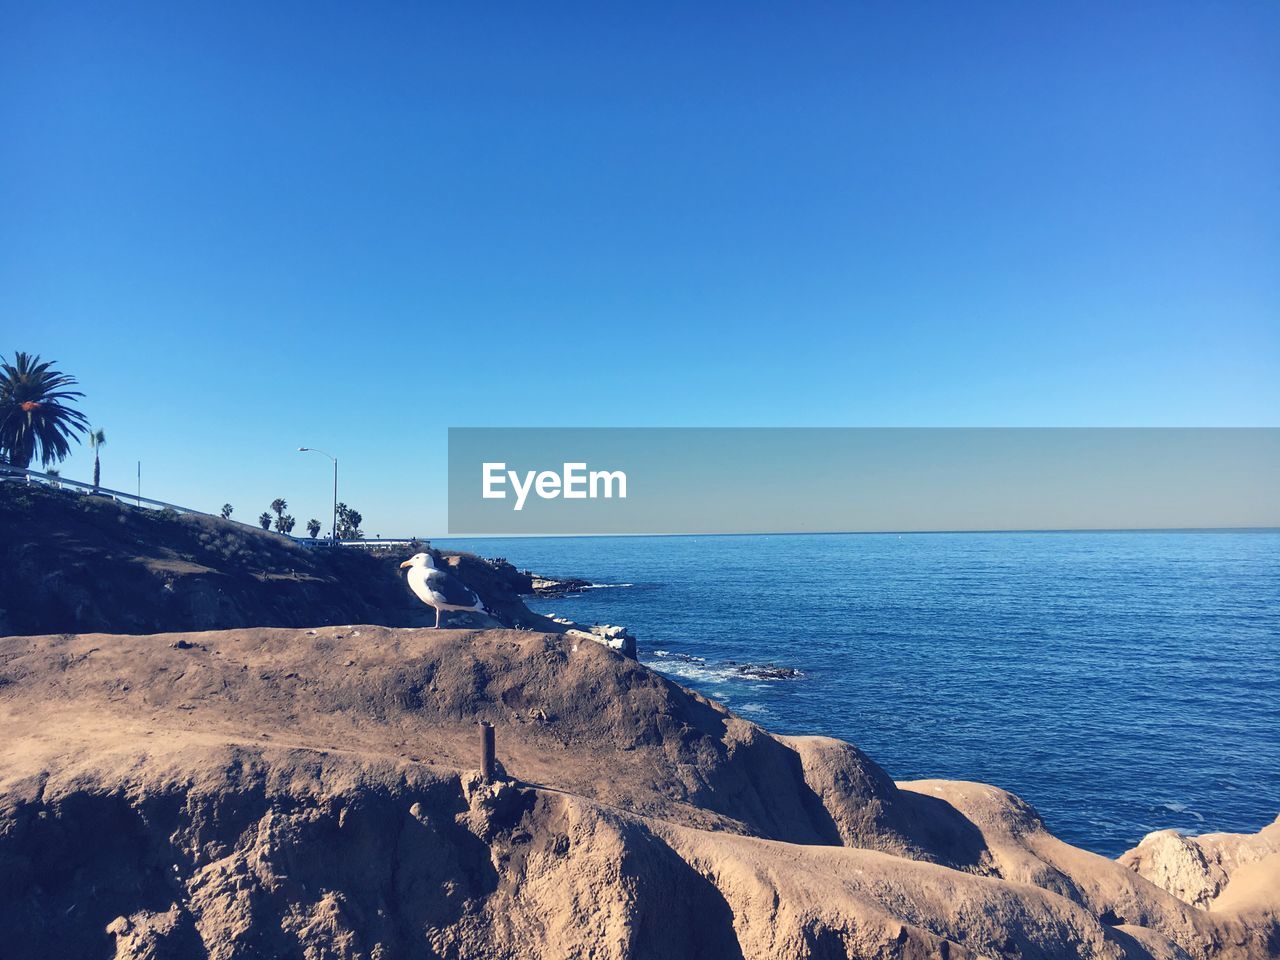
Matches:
[0,481,541,636]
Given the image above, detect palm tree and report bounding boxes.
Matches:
[258,512,272,530]
[307,518,321,539]
[220,503,234,519]
[335,502,363,539]
[0,352,89,469]
[88,428,106,489]
[270,498,287,524]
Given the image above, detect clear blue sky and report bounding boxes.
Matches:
[2,2,1276,535]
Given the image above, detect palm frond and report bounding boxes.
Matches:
[0,351,90,468]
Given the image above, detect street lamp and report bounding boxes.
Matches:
[298,447,338,542]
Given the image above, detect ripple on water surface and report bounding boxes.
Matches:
[440,531,1280,857]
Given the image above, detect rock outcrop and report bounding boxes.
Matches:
[1,625,1276,959]
[0,484,556,636]
[1119,819,1280,913]
[528,575,593,597]
[545,614,638,657]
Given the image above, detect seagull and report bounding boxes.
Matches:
[399,552,486,628]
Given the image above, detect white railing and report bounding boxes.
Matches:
[0,464,234,519]
[1,465,427,550]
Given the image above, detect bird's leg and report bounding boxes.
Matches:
[435,607,444,629]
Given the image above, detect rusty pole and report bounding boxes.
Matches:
[479,721,496,782]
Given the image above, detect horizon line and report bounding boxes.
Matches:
[429,525,1280,542]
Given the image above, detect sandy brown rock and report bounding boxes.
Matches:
[1,626,1276,959]
[1119,818,1280,915]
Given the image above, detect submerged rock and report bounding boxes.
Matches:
[528,576,593,598]
[735,663,803,680]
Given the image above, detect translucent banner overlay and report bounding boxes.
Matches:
[447,428,1280,536]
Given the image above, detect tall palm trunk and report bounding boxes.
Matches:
[86,428,106,489]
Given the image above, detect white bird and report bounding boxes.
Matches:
[399,552,486,628]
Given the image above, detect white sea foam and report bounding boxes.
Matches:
[642,657,740,685]
[645,650,803,688]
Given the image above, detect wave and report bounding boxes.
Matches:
[644,650,802,686]
[643,653,741,686]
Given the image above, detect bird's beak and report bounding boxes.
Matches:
[399,560,413,568]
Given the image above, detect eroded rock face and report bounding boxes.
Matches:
[1,626,1277,959]
[7,754,1276,960]
[0,485,574,637]
[1120,830,1228,908]
[1119,819,1280,914]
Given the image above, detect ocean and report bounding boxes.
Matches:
[438,530,1280,858]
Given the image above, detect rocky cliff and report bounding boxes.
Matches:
[0,483,549,636]
[2,625,1276,960]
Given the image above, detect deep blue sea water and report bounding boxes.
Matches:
[438,531,1280,857]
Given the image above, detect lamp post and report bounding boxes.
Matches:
[298,447,338,542]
